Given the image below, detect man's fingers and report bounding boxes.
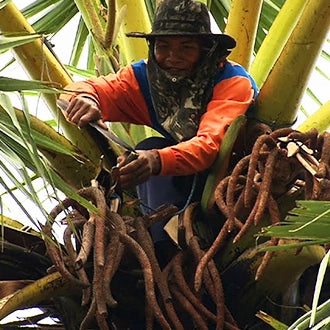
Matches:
[96,119,107,129]
[119,157,139,173]
[65,97,102,127]
[120,171,150,189]
[118,154,152,188]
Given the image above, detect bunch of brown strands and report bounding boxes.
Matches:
[42,127,330,330]
[194,128,330,286]
[43,184,239,329]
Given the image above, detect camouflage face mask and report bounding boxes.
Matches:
[147,39,229,142]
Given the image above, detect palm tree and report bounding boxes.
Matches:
[0,0,329,329]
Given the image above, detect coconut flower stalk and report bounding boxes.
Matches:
[255,0,330,128]
[250,0,309,89]
[225,0,263,70]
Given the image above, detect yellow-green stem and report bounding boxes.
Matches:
[255,0,330,127]
[250,0,309,88]
[298,101,330,133]
[225,0,263,70]
[116,0,150,63]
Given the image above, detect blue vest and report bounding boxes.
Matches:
[132,60,258,139]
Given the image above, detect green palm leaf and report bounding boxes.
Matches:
[0,33,41,53]
[258,200,330,250]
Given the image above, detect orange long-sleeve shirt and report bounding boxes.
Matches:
[63,60,258,176]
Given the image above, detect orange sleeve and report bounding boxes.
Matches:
[158,76,255,176]
[62,65,152,126]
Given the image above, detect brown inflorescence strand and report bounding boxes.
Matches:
[81,281,92,307]
[226,156,250,231]
[134,217,183,330]
[63,223,91,304]
[169,283,209,330]
[194,222,229,293]
[244,135,276,208]
[233,201,258,243]
[288,128,318,147]
[182,202,199,251]
[63,226,77,266]
[233,189,247,228]
[145,300,155,330]
[215,176,230,217]
[269,127,294,139]
[189,236,218,306]
[93,213,108,318]
[49,197,82,220]
[103,213,126,308]
[255,249,276,281]
[106,210,127,232]
[316,162,328,179]
[182,204,218,303]
[318,131,330,177]
[96,311,110,330]
[82,186,108,322]
[308,128,319,151]
[118,232,171,330]
[253,148,279,225]
[63,220,85,269]
[42,224,88,288]
[93,187,107,265]
[80,297,96,330]
[267,195,281,225]
[255,196,281,280]
[75,219,95,268]
[103,232,121,308]
[44,191,99,289]
[171,252,217,323]
[304,171,314,200]
[189,233,228,329]
[316,133,324,158]
[205,260,225,330]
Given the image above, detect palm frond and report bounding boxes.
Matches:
[0,33,41,53]
[258,200,330,251]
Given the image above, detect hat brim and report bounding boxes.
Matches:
[126,32,236,49]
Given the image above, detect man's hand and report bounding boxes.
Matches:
[65,96,107,129]
[117,150,161,189]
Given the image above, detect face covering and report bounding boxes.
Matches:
[147,38,229,142]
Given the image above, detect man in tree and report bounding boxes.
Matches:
[61,0,258,262]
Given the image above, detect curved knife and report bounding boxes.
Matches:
[57,98,137,154]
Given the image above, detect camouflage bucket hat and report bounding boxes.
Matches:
[126,0,236,49]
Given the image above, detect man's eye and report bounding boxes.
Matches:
[182,45,197,52]
[183,44,198,50]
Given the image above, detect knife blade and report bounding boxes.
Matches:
[57,99,137,155]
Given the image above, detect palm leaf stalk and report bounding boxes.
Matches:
[73,0,115,74]
[250,0,309,89]
[0,2,105,166]
[0,95,99,213]
[224,0,263,70]
[255,0,330,128]
[0,3,71,112]
[298,101,330,133]
[115,0,150,63]
[0,103,98,188]
[0,272,80,320]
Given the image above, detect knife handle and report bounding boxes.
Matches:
[123,151,139,165]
